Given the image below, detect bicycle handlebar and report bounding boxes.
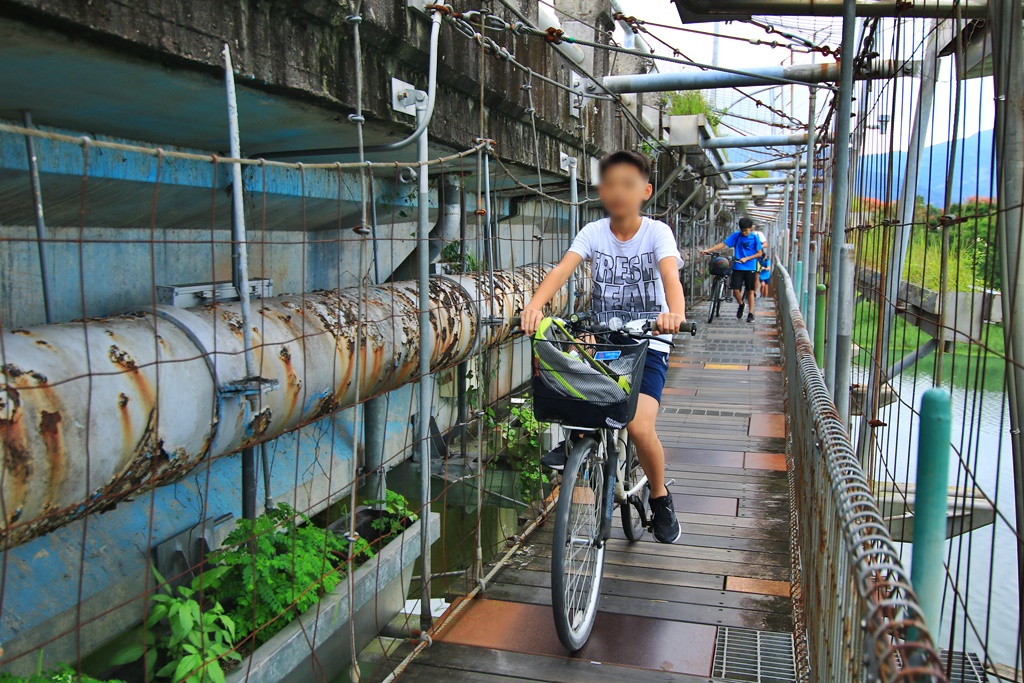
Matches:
[510,313,696,339]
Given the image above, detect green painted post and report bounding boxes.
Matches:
[814,284,827,367]
[794,261,804,311]
[911,388,952,639]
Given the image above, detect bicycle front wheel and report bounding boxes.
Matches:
[708,277,720,324]
[715,277,726,318]
[551,436,606,652]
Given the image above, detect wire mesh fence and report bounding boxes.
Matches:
[805,5,1023,681]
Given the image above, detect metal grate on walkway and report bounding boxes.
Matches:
[713,627,797,683]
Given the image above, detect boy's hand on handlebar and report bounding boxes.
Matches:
[520,308,545,335]
[655,312,686,334]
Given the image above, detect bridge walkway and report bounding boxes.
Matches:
[399,298,795,682]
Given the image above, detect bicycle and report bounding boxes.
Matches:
[705,252,733,324]
[520,310,696,651]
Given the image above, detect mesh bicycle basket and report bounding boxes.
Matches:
[530,317,649,429]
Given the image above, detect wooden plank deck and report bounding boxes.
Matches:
[399,300,793,681]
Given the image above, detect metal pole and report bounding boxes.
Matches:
[910,388,952,637]
[814,284,826,368]
[855,24,940,464]
[415,99,434,630]
[781,178,792,269]
[990,0,1024,643]
[224,44,259,521]
[363,397,387,509]
[789,173,799,269]
[825,0,857,394]
[568,158,578,313]
[703,133,809,149]
[800,88,816,312]
[596,60,907,94]
[22,112,54,325]
[806,241,818,339]
[835,244,855,425]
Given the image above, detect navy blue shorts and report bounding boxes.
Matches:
[638,349,669,402]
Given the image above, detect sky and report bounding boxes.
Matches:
[608,1,995,152]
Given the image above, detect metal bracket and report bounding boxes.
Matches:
[569,71,583,119]
[391,77,420,116]
[560,152,577,171]
[405,0,428,11]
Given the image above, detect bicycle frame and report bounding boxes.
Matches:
[556,424,648,546]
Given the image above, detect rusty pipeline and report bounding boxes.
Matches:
[0,265,575,547]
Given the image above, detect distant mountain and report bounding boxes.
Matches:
[857,129,994,207]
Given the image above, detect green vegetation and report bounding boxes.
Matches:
[0,666,124,683]
[440,241,481,273]
[663,90,722,132]
[208,504,372,646]
[112,568,239,683]
[852,196,999,291]
[851,300,1006,391]
[112,494,415,682]
[497,403,550,500]
[366,489,419,539]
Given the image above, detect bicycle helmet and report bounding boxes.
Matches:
[710,256,732,277]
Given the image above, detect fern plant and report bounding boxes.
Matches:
[209,504,371,646]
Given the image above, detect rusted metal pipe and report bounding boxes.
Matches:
[0,265,570,547]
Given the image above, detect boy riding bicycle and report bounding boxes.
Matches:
[520,150,687,544]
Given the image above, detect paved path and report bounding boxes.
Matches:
[398,299,794,682]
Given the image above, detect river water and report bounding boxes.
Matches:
[850,358,1021,671]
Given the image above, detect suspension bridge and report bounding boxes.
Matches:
[0,1,1021,682]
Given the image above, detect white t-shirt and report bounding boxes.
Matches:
[568,217,683,354]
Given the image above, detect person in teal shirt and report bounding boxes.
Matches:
[702,217,763,322]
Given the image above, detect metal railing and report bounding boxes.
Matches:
[777,263,947,682]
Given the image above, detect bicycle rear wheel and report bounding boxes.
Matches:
[620,437,648,542]
[551,435,606,652]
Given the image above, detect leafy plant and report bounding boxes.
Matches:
[366,490,419,540]
[113,567,239,683]
[0,664,124,683]
[208,504,370,646]
[440,242,481,273]
[497,404,550,500]
[664,90,722,132]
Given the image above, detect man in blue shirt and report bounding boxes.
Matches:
[702,217,763,322]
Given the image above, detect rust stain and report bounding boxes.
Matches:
[0,383,29,521]
[38,410,65,502]
[240,409,273,449]
[10,330,31,336]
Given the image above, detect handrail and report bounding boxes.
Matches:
[776,263,947,682]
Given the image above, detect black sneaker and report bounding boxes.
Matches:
[747,312,755,323]
[648,487,681,544]
[736,302,745,319]
[541,441,569,471]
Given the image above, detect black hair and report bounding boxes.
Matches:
[738,216,755,230]
[599,150,652,181]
